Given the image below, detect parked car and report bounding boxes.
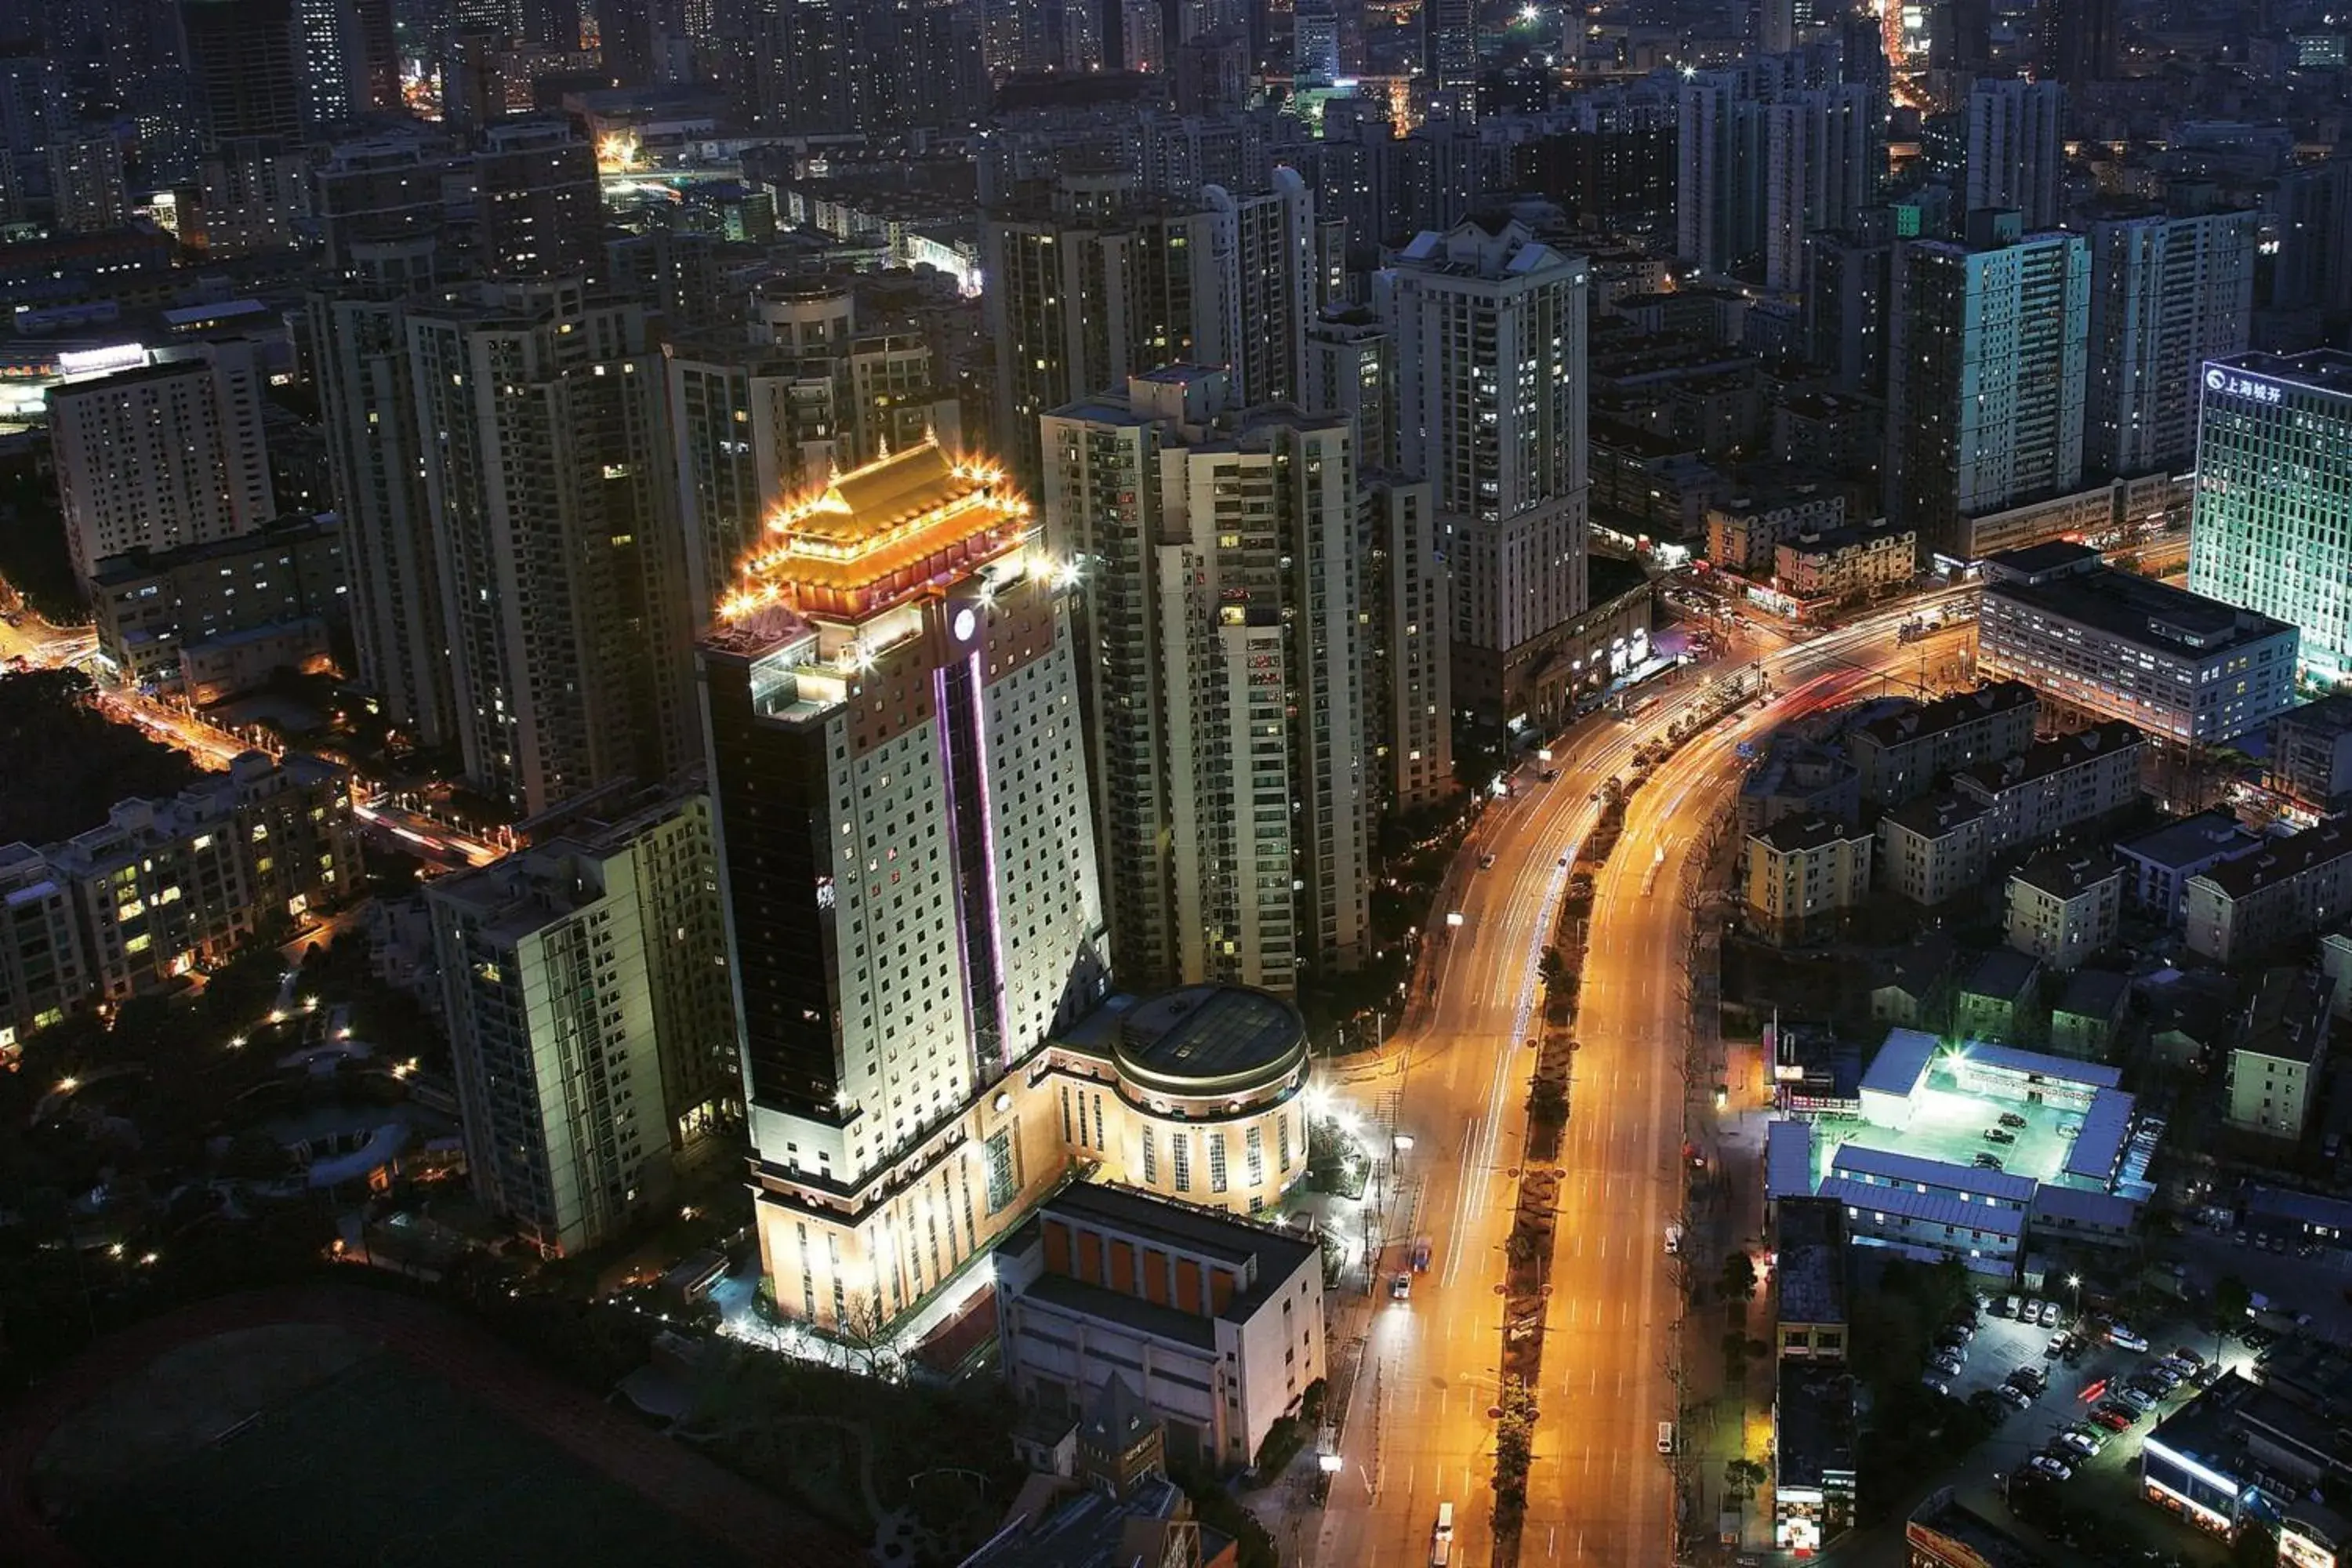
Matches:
[1933,1352,1965,1377]
[2117,1386,2157,1412]
[2091,1406,2136,1432]
[1998,1112,2027,1129]
[2029,1454,2074,1481]
[1922,1375,1951,1396]
[1984,1127,2017,1145]
[2055,1430,2097,1457]
[1974,1152,2006,1171]
[2108,1326,2149,1352]
[2045,1333,2071,1358]
[2019,1299,2045,1325]
[1998,1384,2034,1410]
[1998,1294,2021,1318]
[2170,1347,2207,1370]
[1971,1389,2013,1422]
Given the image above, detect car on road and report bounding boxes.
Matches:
[2028,1454,2074,1481]
[1478,854,1497,869]
[2108,1326,2149,1352]
[1391,1272,1412,1301]
[1412,1237,1433,1272]
[1984,1126,2017,1145]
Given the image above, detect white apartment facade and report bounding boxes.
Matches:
[1381,217,1589,726]
[46,340,274,584]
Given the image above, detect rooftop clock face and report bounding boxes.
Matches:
[954,607,978,642]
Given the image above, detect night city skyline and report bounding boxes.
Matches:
[6,0,2352,1565]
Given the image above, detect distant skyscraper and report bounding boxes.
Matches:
[1294,0,1338,81]
[180,0,299,140]
[180,0,305,252]
[1040,369,1371,996]
[1758,0,1796,54]
[1423,0,1476,116]
[699,439,1109,1329]
[1381,217,1589,728]
[2083,210,2256,481]
[1762,85,1880,293]
[471,118,603,281]
[1359,475,1454,814]
[46,127,127,233]
[293,0,365,128]
[2040,0,2117,86]
[1803,225,1891,396]
[429,786,739,1257]
[1964,78,2065,231]
[1678,68,1766,276]
[2189,350,2352,686]
[397,281,696,816]
[982,170,1316,489]
[47,341,274,586]
[1886,212,2089,562]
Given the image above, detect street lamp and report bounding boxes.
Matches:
[2066,1273,2082,1319]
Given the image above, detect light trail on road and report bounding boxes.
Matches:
[1313,594,1977,1568]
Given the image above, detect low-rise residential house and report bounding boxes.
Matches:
[2048,968,2130,1062]
[1955,949,2043,1045]
[2227,967,2333,1142]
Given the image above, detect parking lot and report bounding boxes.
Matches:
[1907,1297,2265,1568]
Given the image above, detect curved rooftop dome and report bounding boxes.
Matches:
[1112,985,1307,1098]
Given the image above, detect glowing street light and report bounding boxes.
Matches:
[1319,1451,1345,1474]
[1445,911,1465,928]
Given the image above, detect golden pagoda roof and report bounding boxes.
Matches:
[720,438,1030,622]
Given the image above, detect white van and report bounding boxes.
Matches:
[1430,1502,1454,1566]
[1657,1421,1675,1455]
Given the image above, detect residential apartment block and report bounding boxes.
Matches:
[0,753,359,1044]
[2115,810,2264,926]
[2005,850,2125,972]
[1950,720,2145,851]
[1040,371,1371,995]
[428,786,738,1256]
[2270,693,2352,816]
[1877,793,1991,908]
[1849,681,2039,805]
[1704,485,1846,577]
[995,1182,1324,1472]
[1773,521,1915,605]
[2185,815,2352,964]
[89,512,347,698]
[1980,542,2298,744]
[1744,815,1872,943]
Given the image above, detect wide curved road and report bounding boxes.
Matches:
[1315,591,1976,1568]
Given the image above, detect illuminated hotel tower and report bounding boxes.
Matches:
[699,439,1110,1330]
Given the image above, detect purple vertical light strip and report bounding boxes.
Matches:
[933,662,979,1062]
[968,649,1013,1072]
